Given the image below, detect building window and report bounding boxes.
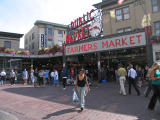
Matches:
[4,41,11,48]
[117,28,131,33]
[32,33,35,40]
[47,28,53,41]
[58,41,63,46]
[25,38,28,45]
[32,43,34,49]
[152,0,159,12]
[58,30,63,37]
[155,21,160,36]
[116,7,130,21]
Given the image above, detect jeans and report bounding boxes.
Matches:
[63,77,67,88]
[119,76,126,95]
[128,77,140,95]
[148,84,160,110]
[0,80,4,85]
[77,86,86,108]
[0,76,5,85]
[144,79,152,97]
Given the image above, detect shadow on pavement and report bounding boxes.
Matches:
[2,83,160,120]
[42,107,80,119]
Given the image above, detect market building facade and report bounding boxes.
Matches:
[25,20,68,55]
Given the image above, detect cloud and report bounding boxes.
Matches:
[0,0,101,48]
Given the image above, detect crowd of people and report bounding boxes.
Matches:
[0,62,160,112]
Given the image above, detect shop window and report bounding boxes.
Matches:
[155,21,160,36]
[152,0,159,12]
[58,30,63,37]
[4,41,11,48]
[117,29,124,33]
[116,7,130,21]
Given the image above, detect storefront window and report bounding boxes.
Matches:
[152,0,159,12]
[4,41,11,48]
[155,21,160,36]
[117,27,131,33]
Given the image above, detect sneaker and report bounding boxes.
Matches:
[80,107,83,111]
[63,88,66,90]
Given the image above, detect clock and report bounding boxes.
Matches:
[89,18,102,37]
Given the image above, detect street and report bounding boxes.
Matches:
[0,82,159,120]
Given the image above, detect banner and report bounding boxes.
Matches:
[65,32,146,56]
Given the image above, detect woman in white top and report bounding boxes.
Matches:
[0,69,6,85]
[23,69,28,85]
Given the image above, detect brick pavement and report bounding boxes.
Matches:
[0,83,159,120]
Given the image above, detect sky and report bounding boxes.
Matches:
[0,0,101,48]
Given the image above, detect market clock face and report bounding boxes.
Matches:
[89,19,102,37]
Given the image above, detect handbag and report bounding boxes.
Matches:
[72,91,79,102]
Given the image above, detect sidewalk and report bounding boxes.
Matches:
[0,83,159,120]
[0,110,18,120]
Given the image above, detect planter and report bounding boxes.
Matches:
[25,52,30,55]
[45,51,50,54]
[0,52,7,54]
[9,52,15,54]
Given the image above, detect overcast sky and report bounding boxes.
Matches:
[0,0,101,48]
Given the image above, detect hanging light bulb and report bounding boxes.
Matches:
[118,0,124,4]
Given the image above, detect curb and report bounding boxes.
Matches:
[0,110,19,120]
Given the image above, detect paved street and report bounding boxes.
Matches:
[0,82,159,120]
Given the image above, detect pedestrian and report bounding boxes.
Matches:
[23,69,28,85]
[118,64,127,96]
[115,68,119,84]
[148,62,160,110]
[38,70,45,87]
[45,70,49,86]
[30,68,35,85]
[0,69,6,85]
[10,69,16,86]
[74,69,90,111]
[144,65,152,97]
[34,68,39,87]
[53,69,59,86]
[137,67,143,88]
[62,68,67,90]
[128,64,140,96]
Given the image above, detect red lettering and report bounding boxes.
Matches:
[74,19,78,28]
[79,45,84,52]
[136,35,142,44]
[70,34,73,43]
[73,32,77,41]
[77,30,81,40]
[83,14,86,24]
[71,22,74,30]
[87,12,89,22]
[66,34,70,44]
[88,44,92,50]
[84,44,88,51]
[82,27,85,39]
[93,42,98,50]
[86,25,90,37]
[89,9,94,20]
[79,17,82,27]
[115,39,121,47]
[102,41,109,48]
[122,38,128,46]
[130,36,135,45]
[74,46,78,53]
[66,47,70,54]
[70,47,74,53]
[109,40,115,48]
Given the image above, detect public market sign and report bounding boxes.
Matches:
[65,32,146,56]
[66,9,102,44]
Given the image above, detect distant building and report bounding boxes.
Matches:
[0,31,23,51]
[24,20,68,55]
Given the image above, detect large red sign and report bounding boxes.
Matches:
[66,9,95,44]
[65,32,146,55]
